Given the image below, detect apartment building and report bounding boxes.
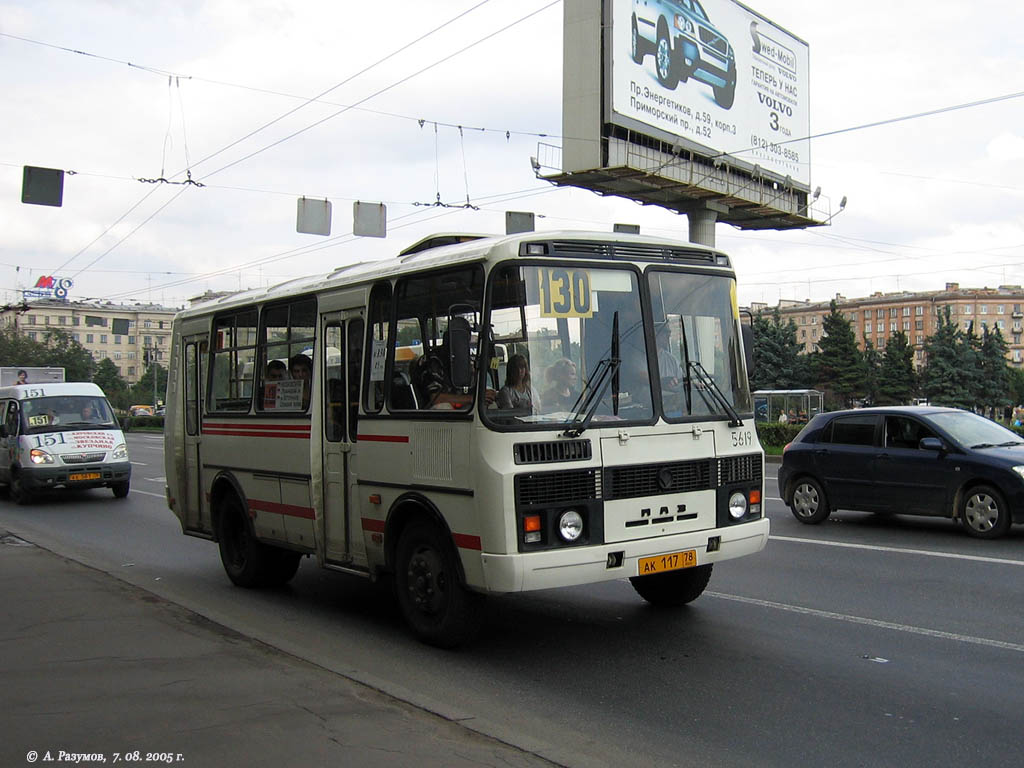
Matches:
[753,283,1024,369]
[0,299,178,384]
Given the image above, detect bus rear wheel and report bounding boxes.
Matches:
[630,563,713,607]
[394,520,483,648]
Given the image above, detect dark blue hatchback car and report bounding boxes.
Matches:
[778,406,1024,539]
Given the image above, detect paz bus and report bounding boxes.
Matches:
[163,230,769,646]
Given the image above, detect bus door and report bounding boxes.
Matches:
[181,335,209,533]
[321,312,364,565]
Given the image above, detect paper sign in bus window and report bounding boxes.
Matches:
[264,379,304,410]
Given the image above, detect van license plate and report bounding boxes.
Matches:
[638,549,697,575]
[69,472,101,481]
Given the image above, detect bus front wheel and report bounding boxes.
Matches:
[630,563,713,607]
[217,493,280,588]
[394,520,483,648]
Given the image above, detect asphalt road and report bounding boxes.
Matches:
[2,434,1022,767]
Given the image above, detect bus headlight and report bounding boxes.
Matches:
[728,492,748,520]
[557,510,584,542]
[29,449,54,464]
[113,443,128,460]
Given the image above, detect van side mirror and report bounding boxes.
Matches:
[919,437,944,453]
[0,424,7,439]
[448,316,472,390]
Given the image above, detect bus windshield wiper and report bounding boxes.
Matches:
[689,360,743,427]
[562,356,621,437]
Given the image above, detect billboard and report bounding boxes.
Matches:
[609,0,810,187]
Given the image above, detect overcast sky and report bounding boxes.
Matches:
[2,0,1023,311]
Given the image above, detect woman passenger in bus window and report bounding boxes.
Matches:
[266,359,287,381]
[497,354,538,411]
[289,353,313,410]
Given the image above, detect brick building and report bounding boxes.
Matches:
[750,283,1024,369]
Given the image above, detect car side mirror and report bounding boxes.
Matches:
[919,437,944,453]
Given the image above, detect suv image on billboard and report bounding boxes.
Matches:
[631,0,737,108]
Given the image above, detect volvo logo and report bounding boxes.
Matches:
[657,467,674,491]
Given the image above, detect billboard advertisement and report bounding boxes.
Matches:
[610,0,810,187]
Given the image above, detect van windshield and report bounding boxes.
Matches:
[20,396,117,434]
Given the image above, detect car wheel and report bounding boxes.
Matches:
[10,472,33,506]
[216,493,274,587]
[630,564,713,607]
[112,481,130,499]
[714,80,736,109]
[790,477,830,524]
[655,23,678,89]
[960,485,1011,539]
[631,15,644,64]
[394,520,483,648]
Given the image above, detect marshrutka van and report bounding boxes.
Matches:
[0,382,131,504]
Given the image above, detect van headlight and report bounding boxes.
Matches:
[113,443,128,460]
[29,449,54,464]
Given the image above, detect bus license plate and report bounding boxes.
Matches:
[638,549,697,575]
[69,472,101,481]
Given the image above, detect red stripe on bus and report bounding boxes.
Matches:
[361,518,386,533]
[357,434,410,443]
[453,533,482,551]
[203,422,311,431]
[248,499,315,519]
[203,428,310,439]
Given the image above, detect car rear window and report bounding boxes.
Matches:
[823,414,877,446]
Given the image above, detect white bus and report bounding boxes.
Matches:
[164,231,768,646]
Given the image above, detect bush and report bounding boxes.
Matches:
[756,422,803,448]
[121,415,164,431]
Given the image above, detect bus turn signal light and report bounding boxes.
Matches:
[524,514,542,543]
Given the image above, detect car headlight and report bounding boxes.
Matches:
[29,449,54,465]
[557,510,584,542]
[728,491,748,520]
[674,15,694,34]
[113,443,128,460]
[1012,465,1024,481]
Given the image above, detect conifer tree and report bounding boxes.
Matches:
[877,330,916,405]
[813,300,865,408]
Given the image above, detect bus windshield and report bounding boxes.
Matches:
[484,263,653,429]
[647,270,751,420]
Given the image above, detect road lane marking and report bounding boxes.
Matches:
[708,592,1024,653]
[146,476,166,483]
[130,461,148,466]
[769,535,1024,567]
[129,489,165,499]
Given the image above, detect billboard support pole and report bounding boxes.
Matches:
[688,205,718,248]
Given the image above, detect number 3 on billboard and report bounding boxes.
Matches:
[539,268,593,318]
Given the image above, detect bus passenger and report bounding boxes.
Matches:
[544,358,578,412]
[266,359,287,381]
[289,353,313,410]
[497,354,538,411]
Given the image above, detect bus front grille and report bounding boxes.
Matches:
[719,454,762,485]
[514,439,592,465]
[515,468,600,507]
[61,452,108,464]
[604,460,715,500]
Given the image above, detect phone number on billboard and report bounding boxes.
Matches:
[749,134,800,163]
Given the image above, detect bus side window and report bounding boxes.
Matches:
[324,323,344,442]
[364,283,391,414]
[348,319,363,441]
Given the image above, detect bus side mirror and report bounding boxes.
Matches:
[740,321,754,377]
[448,316,473,390]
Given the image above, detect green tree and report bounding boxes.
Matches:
[129,362,168,407]
[813,300,865,408]
[1008,367,1024,410]
[978,326,1010,417]
[922,308,972,408]
[750,308,808,391]
[93,358,129,408]
[877,330,917,405]
[862,339,881,405]
[0,327,95,381]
